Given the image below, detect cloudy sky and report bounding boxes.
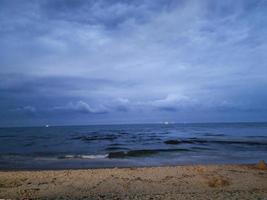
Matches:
[0,0,267,126]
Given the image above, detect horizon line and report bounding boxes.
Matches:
[1,121,267,129]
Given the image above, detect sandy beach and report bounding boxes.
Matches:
[0,164,266,200]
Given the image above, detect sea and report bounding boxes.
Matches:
[0,122,267,170]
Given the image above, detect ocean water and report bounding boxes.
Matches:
[0,123,267,170]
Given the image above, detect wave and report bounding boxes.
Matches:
[202,133,226,137]
[0,148,190,160]
[0,153,109,160]
[105,147,129,151]
[164,139,267,146]
[58,154,108,159]
[71,134,118,142]
[246,135,267,138]
[164,140,194,144]
[0,135,17,138]
[108,148,191,158]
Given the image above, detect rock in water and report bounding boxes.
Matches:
[108,151,126,158]
[164,140,181,145]
[257,160,267,170]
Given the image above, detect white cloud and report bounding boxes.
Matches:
[12,106,37,114]
[53,101,108,114]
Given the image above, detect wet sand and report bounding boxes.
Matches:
[0,164,266,199]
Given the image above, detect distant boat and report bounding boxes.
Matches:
[164,121,169,125]
[45,124,50,128]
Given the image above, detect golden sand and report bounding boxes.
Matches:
[0,164,266,199]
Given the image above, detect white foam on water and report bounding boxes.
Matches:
[61,154,108,159]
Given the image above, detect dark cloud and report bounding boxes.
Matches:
[40,0,174,28]
[0,0,267,126]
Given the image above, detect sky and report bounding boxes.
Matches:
[0,0,267,126]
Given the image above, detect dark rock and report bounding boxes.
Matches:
[164,140,181,145]
[108,151,126,158]
[127,150,157,157]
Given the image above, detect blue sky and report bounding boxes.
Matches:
[0,0,267,126]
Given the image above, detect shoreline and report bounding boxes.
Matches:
[0,162,256,172]
[0,163,266,199]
